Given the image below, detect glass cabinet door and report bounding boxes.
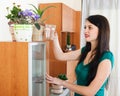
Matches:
[28,42,46,96]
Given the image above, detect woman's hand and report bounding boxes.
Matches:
[46,73,64,86]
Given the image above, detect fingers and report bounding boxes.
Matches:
[54,32,58,37]
[46,73,63,85]
[46,73,54,83]
[46,73,53,80]
[49,31,58,40]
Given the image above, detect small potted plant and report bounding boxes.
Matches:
[6,3,40,42]
[51,74,68,94]
[30,4,56,41]
[57,74,68,89]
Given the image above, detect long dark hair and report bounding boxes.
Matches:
[79,15,110,85]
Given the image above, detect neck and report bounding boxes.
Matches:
[90,41,97,52]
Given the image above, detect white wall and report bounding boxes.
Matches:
[0,0,81,41]
[39,0,81,11]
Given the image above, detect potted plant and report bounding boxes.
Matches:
[30,4,56,41]
[6,3,55,41]
[57,74,68,89]
[51,74,68,94]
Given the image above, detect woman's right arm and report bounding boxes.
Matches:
[52,33,81,61]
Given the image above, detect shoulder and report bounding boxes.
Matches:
[100,51,114,68]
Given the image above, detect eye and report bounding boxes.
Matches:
[84,26,86,29]
[88,26,93,30]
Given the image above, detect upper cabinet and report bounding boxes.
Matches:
[62,4,76,32]
[39,3,77,33]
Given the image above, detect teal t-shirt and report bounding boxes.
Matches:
[75,49,114,96]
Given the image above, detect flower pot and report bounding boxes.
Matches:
[52,84,63,89]
[51,84,63,94]
[51,88,63,94]
[14,24,33,42]
[9,25,16,42]
[32,25,45,41]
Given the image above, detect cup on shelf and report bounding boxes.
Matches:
[44,24,56,40]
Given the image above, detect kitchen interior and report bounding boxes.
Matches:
[0,1,81,96]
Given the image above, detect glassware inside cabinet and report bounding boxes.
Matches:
[28,42,46,96]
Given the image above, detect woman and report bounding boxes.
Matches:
[46,15,114,96]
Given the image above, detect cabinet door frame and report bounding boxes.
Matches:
[28,42,46,96]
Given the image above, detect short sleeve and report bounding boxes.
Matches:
[100,51,114,69]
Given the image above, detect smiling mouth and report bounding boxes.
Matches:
[85,34,89,38]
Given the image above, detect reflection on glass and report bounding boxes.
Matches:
[31,44,46,96]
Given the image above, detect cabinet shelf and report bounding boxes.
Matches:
[32,76,44,83]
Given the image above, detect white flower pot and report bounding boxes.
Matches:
[51,88,63,94]
[51,84,63,94]
[52,84,63,89]
[14,24,33,42]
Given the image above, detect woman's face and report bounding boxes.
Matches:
[84,20,99,43]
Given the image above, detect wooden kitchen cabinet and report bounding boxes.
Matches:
[0,42,49,96]
[62,3,76,32]
[40,3,81,83]
[40,3,76,33]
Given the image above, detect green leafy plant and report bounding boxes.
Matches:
[29,4,56,30]
[57,74,68,80]
[6,3,22,25]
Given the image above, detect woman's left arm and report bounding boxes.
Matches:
[46,59,111,96]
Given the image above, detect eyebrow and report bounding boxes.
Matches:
[85,24,93,27]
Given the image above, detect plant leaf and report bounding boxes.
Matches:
[41,15,53,23]
[29,4,42,16]
[57,74,68,80]
[34,23,41,30]
[40,6,56,17]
